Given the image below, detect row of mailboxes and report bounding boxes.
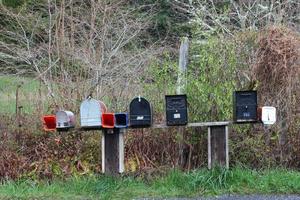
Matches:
[42,95,187,131]
[42,91,276,131]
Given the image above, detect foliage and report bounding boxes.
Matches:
[188,37,237,122]
[130,0,192,41]
[1,0,25,8]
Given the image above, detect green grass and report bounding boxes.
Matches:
[0,75,41,113]
[0,167,300,199]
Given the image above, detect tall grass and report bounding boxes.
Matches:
[0,75,41,114]
[0,167,300,199]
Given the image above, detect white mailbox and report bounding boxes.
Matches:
[80,98,107,129]
[261,106,276,125]
[56,110,75,130]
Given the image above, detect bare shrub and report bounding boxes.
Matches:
[253,26,300,164]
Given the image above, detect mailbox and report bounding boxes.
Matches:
[165,94,188,126]
[258,106,276,125]
[102,113,115,129]
[233,90,257,123]
[42,115,56,131]
[114,113,129,128]
[129,97,152,128]
[56,111,75,130]
[80,98,107,129]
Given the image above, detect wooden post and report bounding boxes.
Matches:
[208,125,229,169]
[101,128,125,175]
[15,84,23,144]
[177,37,189,168]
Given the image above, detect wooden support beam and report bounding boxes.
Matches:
[208,125,229,169]
[177,37,189,169]
[101,129,125,175]
[152,121,231,129]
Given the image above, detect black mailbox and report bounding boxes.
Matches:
[129,97,152,128]
[165,94,188,126]
[233,90,257,123]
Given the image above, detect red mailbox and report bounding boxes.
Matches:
[42,115,56,131]
[102,113,115,129]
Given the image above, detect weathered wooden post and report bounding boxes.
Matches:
[177,37,189,168]
[207,122,229,169]
[102,128,125,175]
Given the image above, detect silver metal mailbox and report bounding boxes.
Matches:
[56,110,75,130]
[80,98,107,129]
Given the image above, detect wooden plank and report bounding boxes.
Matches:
[119,129,125,173]
[177,37,189,168]
[152,121,232,129]
[102,129,121,175]
[209,125,228,168]
[225,126,229,169]
[78,121,232,132]
[208,127,212,169]
[101,128,125,175]
[176,37,189,94]
[101,133,105,173]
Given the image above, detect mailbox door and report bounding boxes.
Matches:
[261,106,276,125]
[233,91,257,122]
[115,113,129,128]
[56,111,75,129]
[56,111,69,128]
[235,105,257,122]
[166,95,188,126]
[129,97,152,128]
[80,99,102,127]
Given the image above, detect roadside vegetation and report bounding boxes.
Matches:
[1,167,300,199]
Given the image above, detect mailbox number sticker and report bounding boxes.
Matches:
[174,113,181,119]
[243,112,250,117]
[137,116,144,120]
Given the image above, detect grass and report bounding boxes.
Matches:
[0,75,41,114]
[0,167,300,199]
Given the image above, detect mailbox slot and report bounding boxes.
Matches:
[80,98,107,129]
[42,115,56,131]
[165,94,188,126]
[56,111,75,130]
[233,91,257,123]
[115,113,129,128]
[129,97,152,128]
[102,113,115,129]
